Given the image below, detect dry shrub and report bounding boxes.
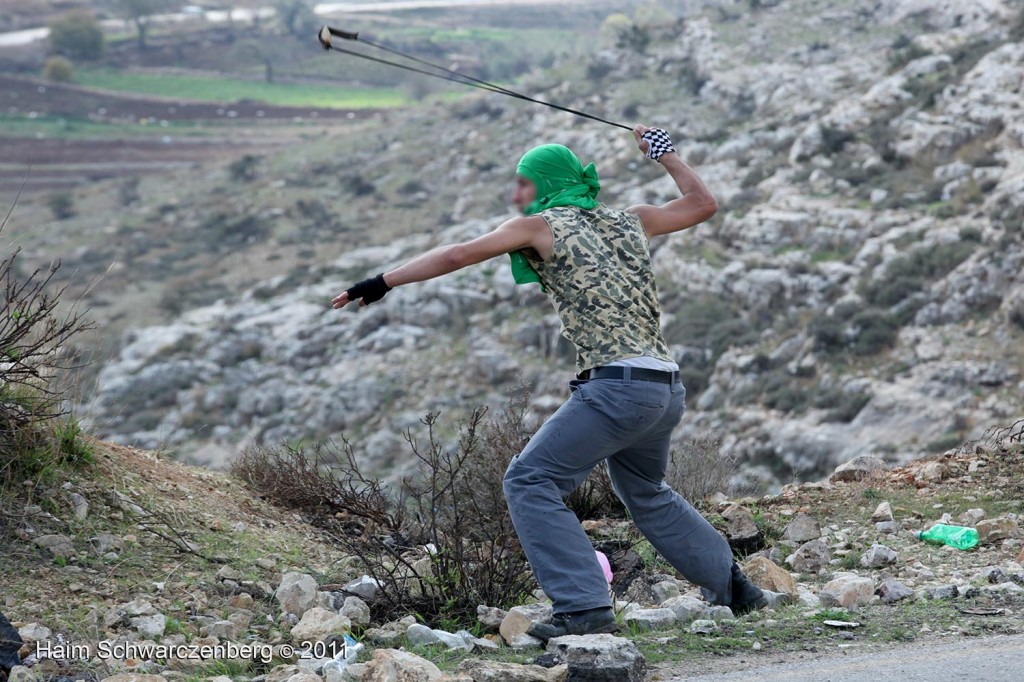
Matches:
[229,438,405,533]
[1,194,95,468]
[565,461,626,520]
[665,431,738,506]
[229,383,541,629]
[1,191,97,545]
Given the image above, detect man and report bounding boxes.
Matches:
[331,125,791,640]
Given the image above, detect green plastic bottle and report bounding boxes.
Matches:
[914,524,980,550]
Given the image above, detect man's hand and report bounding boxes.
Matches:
[332,272,392,309]
[632,124,677,162]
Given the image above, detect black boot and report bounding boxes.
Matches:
[728,562,796,614]
[728,562,769,614]
[526,606,619,642]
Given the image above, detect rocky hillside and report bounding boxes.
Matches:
[2,422,1023,681]
[36,0,1023,489]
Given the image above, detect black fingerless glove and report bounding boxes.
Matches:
[345,272,392,305]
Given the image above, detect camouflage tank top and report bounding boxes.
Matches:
[519,203,675,374]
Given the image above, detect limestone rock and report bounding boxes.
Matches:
[476,605,507,632]
[742,556,798,597]
[130,614,166,639]
[340,596,370,628]
[203,620,240,639]
[499,603,552,645]
[342,574,381,602]
[290,607,351,644]
[818,574,874,609]
[976,517,1018,543]
[959,509,986,526]
[786,539,831,573]
[507,633,544,650]
[922,584,959,600]
[361,648,443,682]
[721,504,763,552]
[8,667,36,682]
[454,659,568,682]
[365,615,417,645]
[33,534,75,559]
[545,634,646,682]
[860,543,898,568]
[782,513,821,544]
[870,501,894,523]
[689,619,719,635]
[660,596,707,623]
[275,572,319,618]
[650,580,680,604]
[830,455,887,483]
[876,578,914,604]
[875,521,901,534]
[622,608,676,630]
[286,674,321,682]
[705,606,735,622]
[16,624,51,643]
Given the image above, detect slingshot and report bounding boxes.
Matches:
[317,25,633,131]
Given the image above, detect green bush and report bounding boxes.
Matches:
[48,11,105,61]
[811,303,901,356]
[820,126,854,155]
[228,154,260,183]
[46,192,75,220]
[663,294,760,398]
[665,295,759,359]
[42,56,74,82]
[887,34,930,71]
[814,387,872,422]
[862,241,976,307]
[848,308,901,355]
[925,433,963,453]
[760,373,813,412]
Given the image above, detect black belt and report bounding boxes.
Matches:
[576,365,681,384]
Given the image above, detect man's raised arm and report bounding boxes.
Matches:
[625,124,718,239]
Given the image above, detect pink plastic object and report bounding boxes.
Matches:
[595,550,613,583]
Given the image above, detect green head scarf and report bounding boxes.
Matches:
[509,143,601,290]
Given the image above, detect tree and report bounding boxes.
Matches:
[634,0,674,25]
[48,11,104,61]
[234,39,289,83]
[600,13,632,47]
[273,0,318,37]
[115,0,162,50]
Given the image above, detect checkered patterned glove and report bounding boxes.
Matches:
[641,127,676,162]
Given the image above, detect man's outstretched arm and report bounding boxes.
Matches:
[331,215,540,309]
[626,124,718,239]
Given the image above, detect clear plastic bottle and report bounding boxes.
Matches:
[322,633,363,676]
[913,523,980,550]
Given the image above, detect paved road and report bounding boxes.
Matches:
[665,634,1024,681]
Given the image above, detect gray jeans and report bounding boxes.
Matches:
[502,370,734,614]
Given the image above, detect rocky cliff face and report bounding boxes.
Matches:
[78,0,1024,491]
